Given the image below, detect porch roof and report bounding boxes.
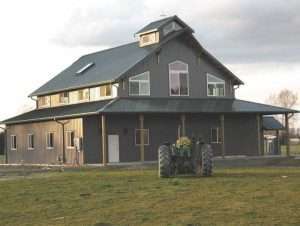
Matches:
[102,98,298,114]
[263,116,284,130]
[2,100,112,125]
[2,98,297,125]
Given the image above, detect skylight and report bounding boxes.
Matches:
[76,62,95,74]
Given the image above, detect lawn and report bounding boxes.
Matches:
[281,144,300,156]
[1,167,300,226]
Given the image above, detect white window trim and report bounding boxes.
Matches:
[207,73,226,97]
[135,129,150,146]
[129,71,151,96]
[46,132,54,150]
[27,134,34,150]
[66,131,75,149]
[211,128,221,144]
[10,135,17,151]
[169,60,190,96]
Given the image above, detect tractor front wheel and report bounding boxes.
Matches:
[201,144,213,176]
[158,145,172,178]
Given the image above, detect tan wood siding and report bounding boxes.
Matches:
[6,118,83,164]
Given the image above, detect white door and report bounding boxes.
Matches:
[108,135,119,163]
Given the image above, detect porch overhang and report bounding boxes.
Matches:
[2,97,298,125]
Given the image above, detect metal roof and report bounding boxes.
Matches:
[30,42,158,97]
[136,15,194,35]
[102,98,298,114]
[263,116,284,130]
[29,16,243,97]
[136,16,174,34]
[2,100,113,125]
[3,98,297,125]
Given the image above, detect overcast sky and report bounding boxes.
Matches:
[0,0,299,122]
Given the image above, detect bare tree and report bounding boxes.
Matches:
[266,89,298,126]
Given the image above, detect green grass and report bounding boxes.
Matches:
[281,144,300,156]
[1,167,300,226]
[0,155,4,164]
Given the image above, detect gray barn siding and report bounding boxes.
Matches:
[99,113,259,163]
[83,115,102,164]
[224,114,259,156]
[106,114,140,162]
[118,37,234,99]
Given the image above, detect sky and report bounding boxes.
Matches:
[0,0,299,123]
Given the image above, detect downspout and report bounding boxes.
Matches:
[30,96,38,109]
[0,126,7,164]
[54,118,70,164]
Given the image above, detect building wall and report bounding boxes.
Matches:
[5,113,260,164]
[82,115,102,164]
[118,36,235,99]
[6,118,83,164]
[93,113,260,163]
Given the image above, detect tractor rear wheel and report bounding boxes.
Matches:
[201,144,213,176]
[158,145,171,178]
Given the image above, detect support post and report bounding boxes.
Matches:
[139,114,145,162]
[101,114,107,165]
[285,113,290,157]
[256,114,262,156]
[276,130,280,155]
[220,114,225,158]
[181,114,186,137]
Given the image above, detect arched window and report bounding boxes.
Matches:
[169,61,189,96]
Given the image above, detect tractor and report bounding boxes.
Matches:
[158,136,213,178]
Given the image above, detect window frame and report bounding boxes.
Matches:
[46,132,54,150]
[38,96,50,108]
[27,134,35,150]
[66,131,75,149]
[169,60,190,97]
[207,73,226,97]
[10,135,17,151]
[135,129,150,146]
[59,92,69,105]
[211,127,221,144]
[129,71,151,96]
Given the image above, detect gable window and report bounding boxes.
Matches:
[46,132,54,149]
[59,92,69,104]
[207,74,225,97]
[169,61,189,96]
[38,96,50,108]
[28,134,34,150]
[129,72,150,96]
[135,129,150,146]
[211,128,221,144]
[66,131,75,148]
[11,135,17,150]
